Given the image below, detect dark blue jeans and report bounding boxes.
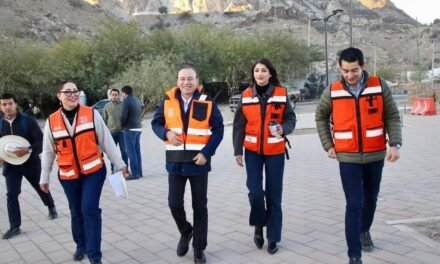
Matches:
[244,150,284,243]
[124,130,142,177]
[168,173,208,250]
[111,131,128,173]
[60,166,106,262]
[4,159,55,228]
[339,160,384,258]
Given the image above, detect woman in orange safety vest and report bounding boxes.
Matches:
[39,81,128,264]
[233,58,296,255]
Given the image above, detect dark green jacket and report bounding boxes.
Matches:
[315,72,402,164]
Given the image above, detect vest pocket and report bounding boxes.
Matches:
[192,101,208,121]
[333,127,356,152]
[363,126,386,151]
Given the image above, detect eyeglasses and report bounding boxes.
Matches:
[59,90,80,97]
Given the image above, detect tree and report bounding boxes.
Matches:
[158,6,168,15]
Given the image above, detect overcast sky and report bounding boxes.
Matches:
[391,0,438,24]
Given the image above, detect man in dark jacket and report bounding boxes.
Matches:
[0,93,57,240]
[120,85,143,180]
[151,64,224,264]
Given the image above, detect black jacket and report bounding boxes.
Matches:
[1,112,43,174]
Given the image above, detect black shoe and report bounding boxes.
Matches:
[125,174,139,181]
[2,227,21,239]
[349,257,363,264]
[254,226,264,249]
[177,230,193,257]
[360,231,374,252]
[73,249,86,261]
[90,261,102,264]
[48,206,58,220]
[267,241,278,254]
[194,249,206,264]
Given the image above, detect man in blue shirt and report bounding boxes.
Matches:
[151,63,224,264]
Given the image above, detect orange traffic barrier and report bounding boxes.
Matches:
[410,97,437,115]
[418,97,437,115]
[410,98,422,114]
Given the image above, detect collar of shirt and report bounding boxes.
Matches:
[4,115,16,125]
[345,73,365,97]
[181,95,193,113]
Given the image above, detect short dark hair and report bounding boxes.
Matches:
[121,85,133,95]
[338,47,364,66]
[0,93,18,103]
[110,88,120,94]
[178,63,199,78]
[251,58,280,86]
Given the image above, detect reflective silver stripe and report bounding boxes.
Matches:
[168,128,183,134]
[59,169,75,177]
[242,97,259,104]
[185,144,205,151]
[187,128,212,136]
[366,128,383,137]
[361,86,381,95]
[166,144,184,151]
[82,158,102,171]
[267,96,287,103]
[334,131,353,139]
[198,94,207,101]
[244,135,257,143]
[331,90,352,98]
[52,130,69,138]
[76,122,94,133]
[267,137,284,143]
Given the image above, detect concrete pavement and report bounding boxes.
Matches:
[1,106,439,264]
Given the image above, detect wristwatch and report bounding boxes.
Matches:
[390,144,401,150]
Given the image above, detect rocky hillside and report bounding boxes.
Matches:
[0,0,438,75]
[0,0,110,42]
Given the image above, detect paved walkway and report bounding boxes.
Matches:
[1,107,440,264]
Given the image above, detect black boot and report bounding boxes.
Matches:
[254,226,264,249]
[348,257,363,264]
[267,241,278,254]
[194,249,206,264]
[177,229,193,257]
[360,231,374,252]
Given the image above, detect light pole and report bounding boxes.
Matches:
[312,9,344,87]
[349,0,353,47]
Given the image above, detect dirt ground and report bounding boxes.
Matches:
[408,220,440,243]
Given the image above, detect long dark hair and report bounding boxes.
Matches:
[251,58,281,86]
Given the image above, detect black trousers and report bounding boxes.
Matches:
[168,173,208,250]
[4,160,55,228]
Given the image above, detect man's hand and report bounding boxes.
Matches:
[386,147,400,162]
[166,131,183,146]
[327,147,337,159]
[12,147,30,157]
[193,153,207,165]
[40,183,50,193]
[235,155,243,167]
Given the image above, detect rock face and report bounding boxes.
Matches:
[0,0,437,73]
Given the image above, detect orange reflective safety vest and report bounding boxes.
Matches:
[49,106,103,180]
[241,86,287,155]
[164,87,212,162]
[330,76,386,153]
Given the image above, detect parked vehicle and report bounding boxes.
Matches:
[92,99,110,115]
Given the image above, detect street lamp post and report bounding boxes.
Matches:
[312,9,344,87]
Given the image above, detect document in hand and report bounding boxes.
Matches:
[108,171,128,198]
